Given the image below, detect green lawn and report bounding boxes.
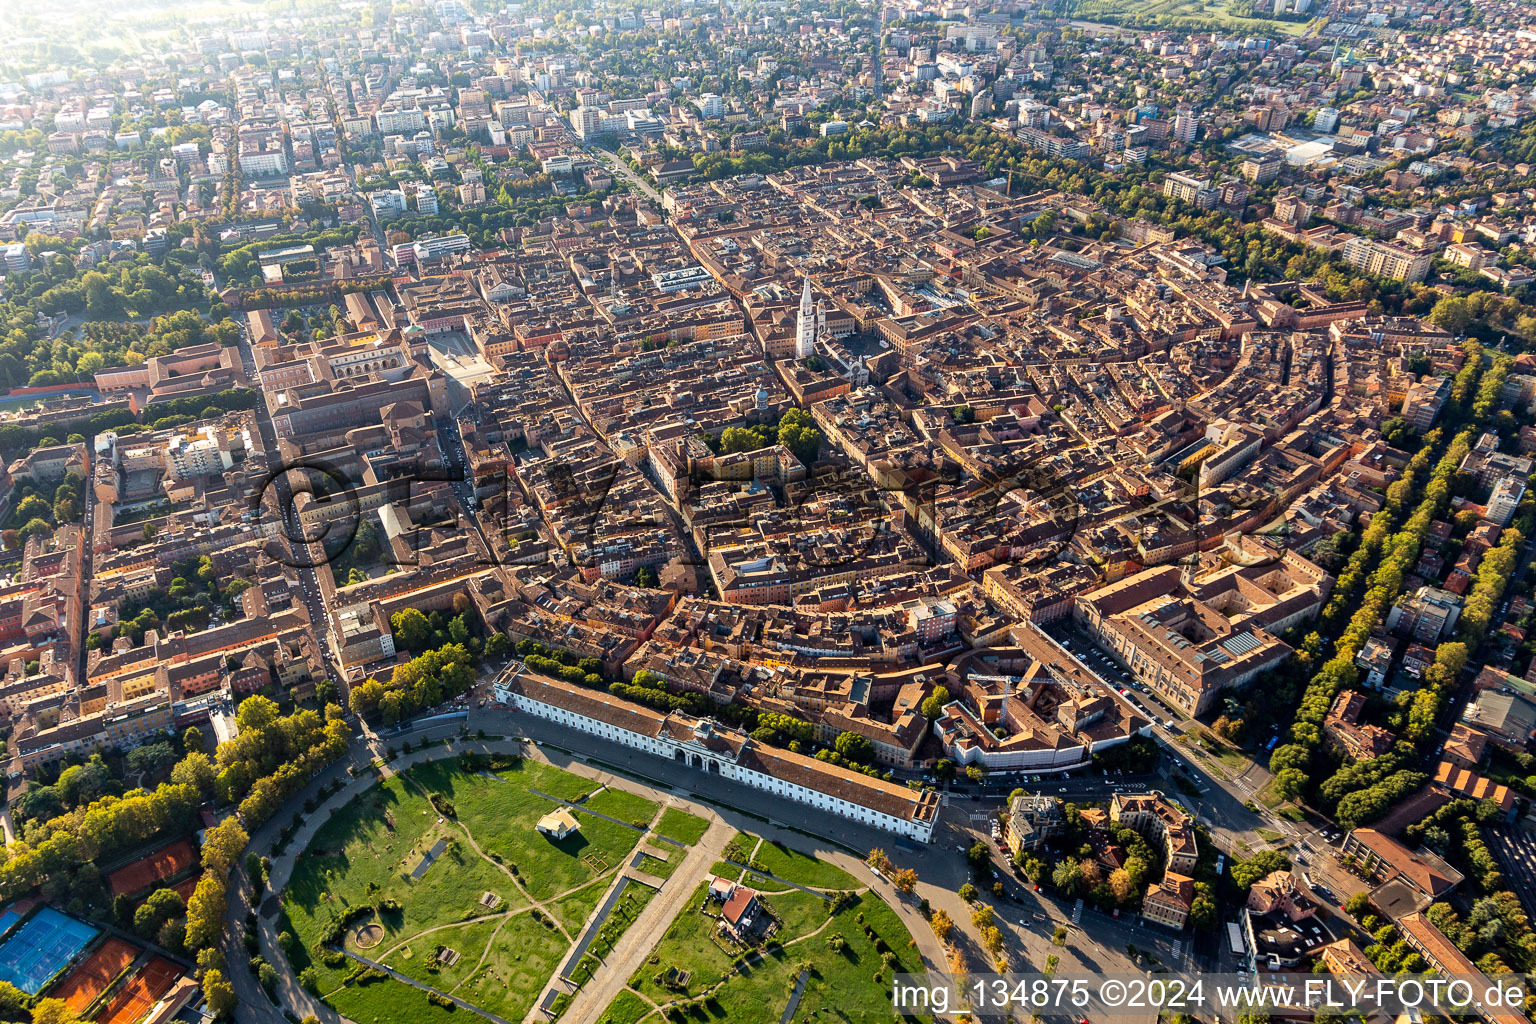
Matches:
[583,786,660,828]
[626,882,924,1023]
[721,832,756,864]
[748,840,857,889]
[762,889,830,937]
[597,989,654,1024]
[381,918,501,992]
[1255,776,1286,808]
[654,807,710,846]
[282,774,522,998]
[406,758,650,900]
[549,877,612,934]
[325,974,464,1024]
[635,850,679,881]
[710,860,746,882]
[281,755,656,1024]
[453,909,571,1020]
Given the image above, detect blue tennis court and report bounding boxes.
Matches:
[0,907,99,994]
[0,905,24,940]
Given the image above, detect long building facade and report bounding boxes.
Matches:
[495,667,939,842]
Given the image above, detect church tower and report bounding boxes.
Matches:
[795,275,815,360]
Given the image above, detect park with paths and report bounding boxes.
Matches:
[268,739,927,1024]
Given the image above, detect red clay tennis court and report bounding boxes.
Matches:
[169,875,200,902]
[106,842,196,899]
[49,938,138,1013]
[95,957,180,1024]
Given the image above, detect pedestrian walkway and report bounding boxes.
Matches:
[534,817,735,1024]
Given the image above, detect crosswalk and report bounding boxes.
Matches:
[1071,899,1083,925]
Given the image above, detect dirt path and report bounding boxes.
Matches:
[537,813,735,1024]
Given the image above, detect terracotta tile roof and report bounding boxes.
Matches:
[1348,828,1463,897]
[1397,913,1530,1024]
[1433,761,1515,811]
[508,671,938,826]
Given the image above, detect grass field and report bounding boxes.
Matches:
[748,840,858,889]
[453,909,572,1019]
[548,877,611,934]
[323,975,463,1024]
[635,850,679,881]
[281,770,521,997]
[402,759,654,901]
[654,808,710,846]
[621,880,925,1023]
[584,786,661,829]
[381,918,502,992]
[281,756,658,1024]
[596,989,653,1024]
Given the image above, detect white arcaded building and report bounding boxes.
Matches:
[495,668,939,842]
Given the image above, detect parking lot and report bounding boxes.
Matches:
[1485,824,1536,919]
[1049,626,1188,728]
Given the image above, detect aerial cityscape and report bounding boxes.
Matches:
[0,0,1534,1021]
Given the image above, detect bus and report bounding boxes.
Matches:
[1215,854,1225,876]
[1264,735,1279,752]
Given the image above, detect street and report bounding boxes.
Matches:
[588,145,662,205]
[477,704,1206,981]
[234,321,346,695]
